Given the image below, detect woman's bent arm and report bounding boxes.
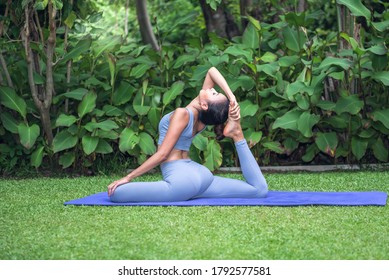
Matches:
[202,67,236,102]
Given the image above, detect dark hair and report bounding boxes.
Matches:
[199,99,229,141]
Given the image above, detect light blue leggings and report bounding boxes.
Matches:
[110,139,268,202]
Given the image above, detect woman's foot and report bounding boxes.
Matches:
[223,102,244,142]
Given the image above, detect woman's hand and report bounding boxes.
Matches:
[229,101,241,121]
[107,176,130,196]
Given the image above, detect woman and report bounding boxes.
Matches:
[107,67,268,202]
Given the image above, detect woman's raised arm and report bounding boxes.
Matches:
[202,67,237,103]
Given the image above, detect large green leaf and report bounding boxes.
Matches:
[296,93,310,110]
[147,108,161,130]
[316,100,336,111]
[96,130,119,140]
[192,134,209,151]
[17,123,40,149]
[371,54,388,72]
[95,139,113,154]
[119,128,139,153]
[340,32,366,56]
[1,112,19,133]
[55,114,78,127]
[282,26,306,52]
[31,146,45,168]
[337,0,371,21]
[52,0,63,10]
[0,86,27,118]
[285,12,306,26]
[133,91,151,116]
[297,112,320,138]
[368,44,387,56]
[278,55,300,67]
[371,109,389,129]
[204,139,222,171]
[139,132,156,155]
[130,64,152,79]
[335,95,364,115]
[78,91,97,118]
[372,72,389,86]
[256,63,280,78]
[272,110,303,131]
[112,81,135,106]
[240,100,259,118]
[227,75,255,92]
[34,0,48,10]
[209,54,229,67]
[372,138,388,162]
[163,81,185,106]
[84,120,119,132]
[323,115,348,129]
[62,37,92,63]
[351,137,368,160]
[242,22,259,49]
[318,57,353,71]
[93,35,122,58]
[103,105,123,117]
[285,81,306,101]
[302,143,319,162]
[107,53,116,87]
[59,152,75,169]
[85,77,110,91]
[263,141,284,154]
[191,65,210,82]
[315,132,338,157]
[224,45,253,62]
[372,20,389,32]
[247,15,261,31]
[174,54,197,69]
[53,130,78,153]
[82,135,99,155]
[246,131,263,148]
[284,11,320,27]
[64,11,77,28]
[53,88,88,104]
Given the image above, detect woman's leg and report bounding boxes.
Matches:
[195,139,268,198]
[196,109,268,198]
[110,159,214,202]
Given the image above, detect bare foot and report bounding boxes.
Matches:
[223,118,244,142]
[223,101,244,142]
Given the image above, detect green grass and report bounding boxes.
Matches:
[1,171,388,260]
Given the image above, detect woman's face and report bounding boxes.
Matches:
[199,88,228,104]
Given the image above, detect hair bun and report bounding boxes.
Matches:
[214,123,225,141]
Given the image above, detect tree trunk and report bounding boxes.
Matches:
[337,4,359,95]
[297,0,307,13]
[64,0,74,114]
[0,0,13,88]
[22,3,55,145]
[240,0,252,29]
[124,0,129,37]
[0,53,13,88]
[199,0,240,39]
[135,0,160,51]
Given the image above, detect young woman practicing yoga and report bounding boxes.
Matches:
[107,67,268,202]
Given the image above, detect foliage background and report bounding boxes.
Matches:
[0,0,388,175]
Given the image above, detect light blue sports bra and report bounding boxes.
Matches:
[158,108,205,151]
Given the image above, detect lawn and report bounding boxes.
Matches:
[1,171,388,260]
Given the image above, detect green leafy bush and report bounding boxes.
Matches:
[0,0,388,174]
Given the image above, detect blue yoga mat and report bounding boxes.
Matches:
[64,191,387,207]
